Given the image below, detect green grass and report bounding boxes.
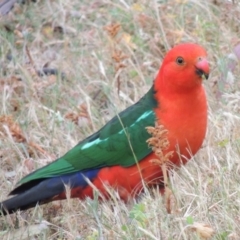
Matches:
[0,0,240,239]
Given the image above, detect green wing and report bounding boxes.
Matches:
[19,86,158,184]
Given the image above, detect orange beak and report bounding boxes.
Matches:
[195,58,209,80]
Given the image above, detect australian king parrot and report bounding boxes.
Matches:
[0,43,209,215]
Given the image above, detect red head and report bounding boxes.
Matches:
[155,43,209,93]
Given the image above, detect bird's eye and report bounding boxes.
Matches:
[176,57,184,65]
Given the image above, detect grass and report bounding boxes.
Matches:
[0,0,240,239]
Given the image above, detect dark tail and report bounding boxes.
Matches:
[0,0,17,15]
[0,178,65,215]
[0,170,99,215]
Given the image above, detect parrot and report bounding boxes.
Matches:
[0,43,209,215]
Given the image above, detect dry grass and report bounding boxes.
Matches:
[0,0,240,239]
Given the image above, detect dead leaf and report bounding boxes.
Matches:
[65,103,93,128]
[104,23,121,39]
[131,3,144,12]
[122,32,137,49]
[191,222,215,239]
[0,115,26,142]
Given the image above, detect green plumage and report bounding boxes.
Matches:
[19,86,158,185]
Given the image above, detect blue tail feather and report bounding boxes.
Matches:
[0,169,100,215]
